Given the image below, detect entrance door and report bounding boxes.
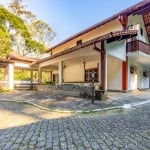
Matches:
[129,66,138,90]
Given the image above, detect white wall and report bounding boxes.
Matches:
[107,56,122,90]
[128,15,149,44]
[63,60,99,82]
[106,40,126,61]
[63,63,84,82]
[128,59,149,90]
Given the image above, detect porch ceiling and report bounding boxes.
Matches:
[40,44,100,68]
[128,52,150,67]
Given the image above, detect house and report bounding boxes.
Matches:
[34,0,150,93]
[0,0,150,95]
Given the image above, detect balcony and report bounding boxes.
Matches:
[127,40,150,55]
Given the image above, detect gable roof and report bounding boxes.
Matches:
[46,0,150,52]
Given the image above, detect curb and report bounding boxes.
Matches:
[0,99,150,114]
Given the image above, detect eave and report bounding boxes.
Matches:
[46,0,149,53]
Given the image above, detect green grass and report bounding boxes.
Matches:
[0,89,14,93]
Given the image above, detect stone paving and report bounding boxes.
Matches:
[0,100,150,149]
[0,90,150,149]
[1,90,150,111]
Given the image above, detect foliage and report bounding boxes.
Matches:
[0,24,12,58]
[28,20,56,48]
[14,69,31,80]
[42,71,51,83]
[0,68,5,80]
[8,0,55,54]
[0,6,45,57]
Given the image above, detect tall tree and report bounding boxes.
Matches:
[28,20,56,48]
[0,6,45,57]
[9,0,56,55]
[0,20,12,58]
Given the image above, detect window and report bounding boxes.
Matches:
[85,68,98,82]
[140,28,143,36]
[143,70,148,77]
[76,40,82,46]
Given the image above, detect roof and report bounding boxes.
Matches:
[34,30,137,65]
[46,0,149,52]
[7,53,39,63]
[0,58,13,67]
[0,58,12,63]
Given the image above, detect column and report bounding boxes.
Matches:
[8,63,14,90]
[38,67,42,84]
[58,61,63,85]
[30,70,33,89]
[122,59,128,91]
[50,71,53,82]
[101,41,107,92]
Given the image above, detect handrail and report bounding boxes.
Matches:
[127,40,150,55]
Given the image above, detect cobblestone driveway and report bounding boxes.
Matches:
[0,102,150,150]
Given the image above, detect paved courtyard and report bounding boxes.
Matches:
[0,97,150,149]
[1,90,150,111]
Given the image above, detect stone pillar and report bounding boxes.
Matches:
[58,61,63,85]
[8,63,14,90]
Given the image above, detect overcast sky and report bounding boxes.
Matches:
[0,0,142,46]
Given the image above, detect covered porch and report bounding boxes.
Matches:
[36,30,138,98]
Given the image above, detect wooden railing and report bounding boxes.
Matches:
[127,40,150,55]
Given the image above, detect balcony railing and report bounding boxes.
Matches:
[127,40,150,55]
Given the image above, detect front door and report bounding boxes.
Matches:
[129,66,138,90]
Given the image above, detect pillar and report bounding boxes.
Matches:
[58,61,63,85]
[50,71,53,82]
[38,67,42,84]
[101,41,107,92]
[8,63,14,90]
[30,70,33,89]
[122,59,128,91]
[31,70,33,83]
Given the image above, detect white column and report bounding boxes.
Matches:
[8,63,14,90]
[59,61,63,85]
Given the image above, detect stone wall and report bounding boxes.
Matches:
[36,84,92,98]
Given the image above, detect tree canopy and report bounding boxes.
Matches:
[0,0,56,57]
[8,0,56,55]
[0,6,45,57]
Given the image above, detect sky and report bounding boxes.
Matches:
[0,0,142,46]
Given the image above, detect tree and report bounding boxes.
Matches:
[0,20,12,58]
[28,20,56,48]
[8,0,56,55]
[0,6,45,57]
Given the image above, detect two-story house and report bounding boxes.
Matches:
[35,0,150,93]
